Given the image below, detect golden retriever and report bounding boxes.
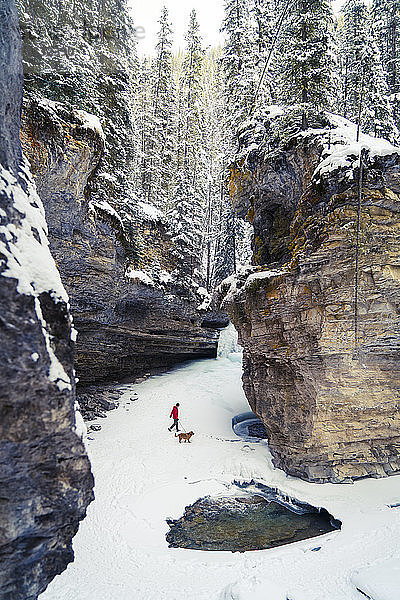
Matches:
[175,431,194,443]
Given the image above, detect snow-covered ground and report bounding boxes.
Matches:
[40,328,400,600]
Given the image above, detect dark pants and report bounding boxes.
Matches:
[169,419,179,431]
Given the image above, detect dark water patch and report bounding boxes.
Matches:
[232,412,268,440]
[166,494,340,552]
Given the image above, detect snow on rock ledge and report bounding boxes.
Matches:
[137,200,166,224]
[72,109,105,141]
[125,267,155,287]
[309,114,400,183]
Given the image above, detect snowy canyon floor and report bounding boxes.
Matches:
[40,348,400,600]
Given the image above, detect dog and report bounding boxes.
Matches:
[175,431,194,443]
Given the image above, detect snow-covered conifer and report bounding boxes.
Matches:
[142,7,177,208]
[179,10,205,174]
[277,0,336,131]
[221,0,258,137]
[339,0,368,120]
[361,28,397,140]
[338,0,396,141]
[17,0,139,211]
[251,0,284,107]
[371,0,400,125]
[168,175,204,278]
[168,10,206,280]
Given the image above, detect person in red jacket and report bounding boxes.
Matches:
[168,403,180,432]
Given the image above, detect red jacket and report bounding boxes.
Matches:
[170,405,178,420]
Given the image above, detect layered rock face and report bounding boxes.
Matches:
[0,2,93,598]
[21,99,221,387]
[225,117,400,483]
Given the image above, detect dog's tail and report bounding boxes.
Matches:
[175,433,179,437]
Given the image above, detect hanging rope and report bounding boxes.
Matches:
[354,58,367,351]
[354,148,365,351]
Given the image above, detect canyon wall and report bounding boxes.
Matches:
[0,2,93,598]
[21,98,224,387]
[225,116,400,483]
[15,0,226,395]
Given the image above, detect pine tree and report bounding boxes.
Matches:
[371,0,400,125]
[16,0,139,211]
[277,0,335,130]
[372,0,400,93]
[213,192,237,285]
[251,0,285,107]
[93,0,139,210]
[336,14,349,118]
[200,49,232,289]
[179,10,204,174]
[252,0,274,60]
[340,0,368,120]
[143,7,177,208]
[361,27,397,140]
[221,0,258,136]
[338,0,396,141]
[168,175,204,279]
[136,57,156,202]
[168,10,205,280]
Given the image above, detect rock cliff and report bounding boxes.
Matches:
[0,2,93,598]
[224,114,400,483]
[21,98,223,390]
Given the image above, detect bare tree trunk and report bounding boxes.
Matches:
[343,56,348,118]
